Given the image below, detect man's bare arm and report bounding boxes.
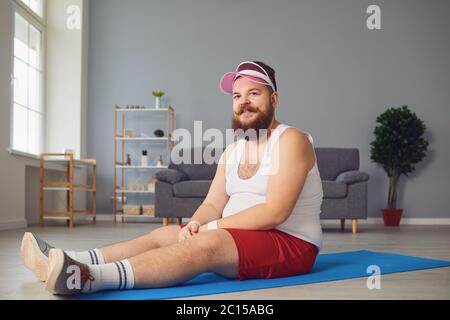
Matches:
[190,143,237,225]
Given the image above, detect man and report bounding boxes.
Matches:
[20,60,323,295]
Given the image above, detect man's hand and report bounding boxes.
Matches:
[178,221,201,242]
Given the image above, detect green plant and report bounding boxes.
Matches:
[370,105,428,209]
[152,90,165,98]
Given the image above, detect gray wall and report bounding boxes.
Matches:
[88,0,450,218]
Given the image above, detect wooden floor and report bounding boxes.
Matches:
[1,221,449,300]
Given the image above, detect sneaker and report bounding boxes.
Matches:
[20,232,54,282]
[46,249,95,295]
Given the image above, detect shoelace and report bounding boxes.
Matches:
[61,261,96,293]
[78,264,95,293]
[79,264,95,283]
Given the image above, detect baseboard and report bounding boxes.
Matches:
[39,214,165,223]
[94,216,450,225]
[321,218,450,225]
[22,215,450,227]
[0,219,28,231]
[93,215,164,223]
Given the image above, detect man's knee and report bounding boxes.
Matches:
[149,225,179,247]
[189,230,232,258]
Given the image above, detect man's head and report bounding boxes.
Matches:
[220,61,279,135]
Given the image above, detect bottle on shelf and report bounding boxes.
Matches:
[141,150,148,167]
[126,153,131,166]
[135,179,140,191]
[148,178,156,192]
[157,155,164,167]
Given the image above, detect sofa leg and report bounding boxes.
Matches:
[340,219,345,231]
[352,219,358,234]
[162,217,169,226]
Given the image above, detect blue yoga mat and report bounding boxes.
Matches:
[81,250,450,300]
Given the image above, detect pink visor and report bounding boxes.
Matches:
[220,61,277,95]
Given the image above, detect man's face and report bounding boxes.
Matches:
[231,76,277,134]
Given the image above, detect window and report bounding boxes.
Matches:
[12,1,45,155]
[20,0,44,18]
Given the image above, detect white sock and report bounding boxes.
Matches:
[65,248,105,265]
[82,259,135,293]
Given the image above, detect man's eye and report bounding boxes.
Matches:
[250,92,258,95]
[233,95,240,99]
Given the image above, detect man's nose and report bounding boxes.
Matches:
[238,96,250,105]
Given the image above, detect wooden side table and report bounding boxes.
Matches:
[40,153,97,227]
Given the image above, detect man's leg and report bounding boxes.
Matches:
[46,229,239,294]
[98,225,180,263]
[130,229,239,288]
[21,225,180,282]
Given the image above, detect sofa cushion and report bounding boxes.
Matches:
[177,163,218,181]
[173,180,212,198]
[155,169,189,185]
[336,170,370,185]
[322,180,348,198]
[169,147,223,180]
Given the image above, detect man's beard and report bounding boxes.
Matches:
[232,104,274,139]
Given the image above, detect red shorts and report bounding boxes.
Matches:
[180,224,319,281]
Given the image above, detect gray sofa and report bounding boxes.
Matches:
[155,147,369,233]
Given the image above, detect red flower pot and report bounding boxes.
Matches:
[382,208,403,226]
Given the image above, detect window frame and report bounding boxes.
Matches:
[10,0,47,157]
[15,0,46,26]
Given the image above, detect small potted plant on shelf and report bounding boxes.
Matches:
[152,89,165,109]
[370,105,429,226]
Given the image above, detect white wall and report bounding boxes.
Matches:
[0,0,28,229]
[0,0,89,230]
[45,0,86,159]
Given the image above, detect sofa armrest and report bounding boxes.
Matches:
[336,170,369,185]
[155,169,189,185]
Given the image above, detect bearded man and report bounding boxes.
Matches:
[20,61,324,295]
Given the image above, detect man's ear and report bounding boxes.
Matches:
[271,91,279,108]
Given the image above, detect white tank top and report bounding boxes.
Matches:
[223,124,324,251]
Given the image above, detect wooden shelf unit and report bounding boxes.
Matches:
[39,153,97,228]
[113,105,175,223]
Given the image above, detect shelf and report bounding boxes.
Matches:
[115,165,168,169]
[43,184,96,191]
[43,187,96,192]
[115,190,155,194]
[42,210,96,217]
[41,157,97,166]
[115,214,156,219]
[115,108,172,113]
[115,137,171,141]
[44,182,69,188]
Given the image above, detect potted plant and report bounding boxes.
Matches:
[152,89,165,109]
[370,105,428,226]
